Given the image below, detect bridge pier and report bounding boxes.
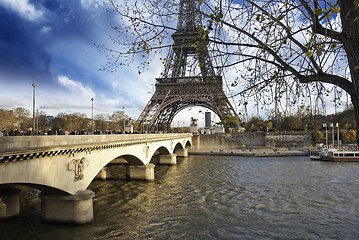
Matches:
[0,188,21,219]
[158,154,177,165]
[126,163,155,181]
[41,190,95,224]
[175,149,188,157]
[95,167,111,180]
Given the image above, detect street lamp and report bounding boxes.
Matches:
[123,106,125,134]
[36,109,39,135]
[32,83,36,135]
[91,98,94,134]
[336,123,340,147]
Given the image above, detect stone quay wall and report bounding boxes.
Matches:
[195,132,312,151]
[265,132,312,147]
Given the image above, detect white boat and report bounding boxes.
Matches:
[319,148,359,162]
[310,147,330,161]
[309,154,322,161]
[311,147,359,162]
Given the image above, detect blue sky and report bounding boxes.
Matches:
[0,0,160,121]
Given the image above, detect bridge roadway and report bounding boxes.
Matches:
[0,133,193,223]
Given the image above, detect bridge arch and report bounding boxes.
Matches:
[185,140,191,148]
[153,146,171,155]
[116,154,144,166]
[174,142,184,151]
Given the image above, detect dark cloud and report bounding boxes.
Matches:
[0,6,52,83]
[0,0,105,86]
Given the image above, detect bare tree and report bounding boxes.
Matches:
[103,0,359,143]
[62,113,89,133]
[13,107,30,119]
[94,113,110,131]
[12,107,31,130]
[109,110,128,131]
[0,109,17,130]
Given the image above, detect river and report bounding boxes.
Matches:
[1,155,359,239]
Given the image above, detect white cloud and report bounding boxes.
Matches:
[111,81,118,89]
[80,0,101,9]
[58,75,95,97]
[0,0,44,22]
[40,25,52,34]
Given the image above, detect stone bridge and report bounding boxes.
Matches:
[0,133,192,223]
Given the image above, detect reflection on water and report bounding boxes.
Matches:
[1,155,359,239]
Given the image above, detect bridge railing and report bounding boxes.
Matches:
[0,133,192,153]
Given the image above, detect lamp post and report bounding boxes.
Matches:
[32,83,36,135]
[91,98,94,134]
[123,106,125,134]
[36,109,39,135]
[336,123,340,147]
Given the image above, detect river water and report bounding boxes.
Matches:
[1,155,359,239]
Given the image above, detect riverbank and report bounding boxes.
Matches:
[189,146,311,157]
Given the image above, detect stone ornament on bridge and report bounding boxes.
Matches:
[143,145,150,158]
[67,157,88,182]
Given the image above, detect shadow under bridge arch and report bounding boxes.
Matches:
[114,154,145,166]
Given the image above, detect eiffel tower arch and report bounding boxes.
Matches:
[137,0,239,132]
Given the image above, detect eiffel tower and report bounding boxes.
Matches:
[137,0,238,132]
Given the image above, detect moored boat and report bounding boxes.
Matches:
[320,148,359,162]
[309,155,321,161]
[310,147,330,161]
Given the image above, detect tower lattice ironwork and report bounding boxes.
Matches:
[137,0,238,132]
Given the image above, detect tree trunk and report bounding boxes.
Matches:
[351,97,359,146]
[339,0,359,146]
